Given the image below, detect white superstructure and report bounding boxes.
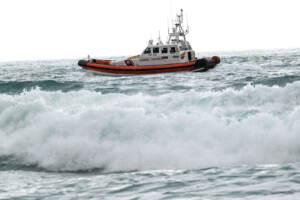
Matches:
[111,9,196,66]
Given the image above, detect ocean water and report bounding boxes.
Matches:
[1,49,300,199]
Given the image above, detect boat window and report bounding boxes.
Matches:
[170,47,176,54]
[162,47,168,54]
[144,48,151,54]
[179,46,184,51]
[153,47,159,53]
[183,45,191,50]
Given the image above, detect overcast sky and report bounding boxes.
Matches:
[1,0,300,61]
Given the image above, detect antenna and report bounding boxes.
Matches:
[167,17,169,34]
[186,12,189,34]
[181,9,183,24]
[158,30,162,45]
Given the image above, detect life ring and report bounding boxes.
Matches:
[180,52,186,59]
[125,60,134,66]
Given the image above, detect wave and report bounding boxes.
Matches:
[1,82,300,172]
[0,80,84,94]
[2,73,300,96]
[252,75,300,87]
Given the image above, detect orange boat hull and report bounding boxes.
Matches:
[78,57,220,75]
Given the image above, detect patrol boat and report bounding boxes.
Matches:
[78,9,220,75]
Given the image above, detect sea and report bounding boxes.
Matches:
[1,49,300,199]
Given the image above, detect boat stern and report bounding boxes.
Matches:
[193,56,221,72]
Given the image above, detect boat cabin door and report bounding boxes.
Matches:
[188,52,192,61]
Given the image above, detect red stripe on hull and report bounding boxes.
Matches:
[83,65,195,75]
[88,61,195,70]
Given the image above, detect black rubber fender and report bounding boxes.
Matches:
[78,60,87,67]
[195,58,208,67]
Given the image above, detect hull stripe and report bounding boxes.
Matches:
[82,65,195,74]
[87,61,196,70]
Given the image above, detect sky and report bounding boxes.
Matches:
[1,0,300,61]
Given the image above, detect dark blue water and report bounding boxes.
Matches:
[1,49,300,199]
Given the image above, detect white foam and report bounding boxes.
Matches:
[1,82,300,171]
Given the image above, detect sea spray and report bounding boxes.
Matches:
[1,82,300,172]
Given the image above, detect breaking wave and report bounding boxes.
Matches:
[1,82,300,172]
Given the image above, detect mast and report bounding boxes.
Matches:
[167,9,189,45]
